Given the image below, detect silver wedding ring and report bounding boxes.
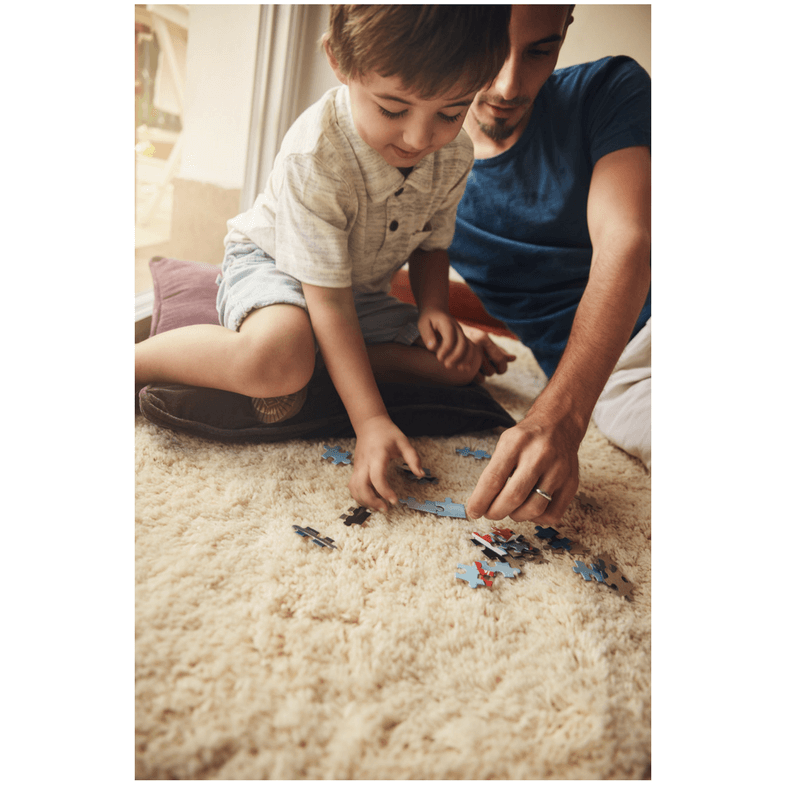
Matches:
[534,488,553,502]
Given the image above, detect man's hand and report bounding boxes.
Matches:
[349,416,425,513]
[459,323,517,381]
[466,402,584,525]
[417,308,480,375]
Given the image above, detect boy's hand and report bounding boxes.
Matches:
[349,416,425,513]
[417,309,479,375]
[459,323,517,379]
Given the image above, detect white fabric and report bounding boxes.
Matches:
[592,318,651,470]
[225,85,474,293]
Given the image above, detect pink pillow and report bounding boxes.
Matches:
[148,257,221,338]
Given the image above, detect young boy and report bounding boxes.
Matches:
[136,5,511,513]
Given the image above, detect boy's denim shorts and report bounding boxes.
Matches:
[216,242,420,346]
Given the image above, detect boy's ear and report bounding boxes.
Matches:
[322,35,348,84]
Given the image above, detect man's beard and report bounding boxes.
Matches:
[474,96,531,142]
[476,117,520,142]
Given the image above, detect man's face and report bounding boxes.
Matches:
[470,5,573,142]
[346,71,476,168]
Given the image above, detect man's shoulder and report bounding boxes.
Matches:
[549,56,650,97]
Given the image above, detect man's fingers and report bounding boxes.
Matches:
[466,456,517,519]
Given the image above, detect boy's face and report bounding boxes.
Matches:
[344,71,476,168]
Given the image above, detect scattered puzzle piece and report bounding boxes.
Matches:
[292,525,337,549]
[469,532,507,557]
[455,447,492,460]
[589,562,608,582]
[572,560,595,581]
[604,566,633,599]
[455,562,490,589]
[340,506,372,527]
[399,496,441,514]
[474,561,495,587]
[436,498,467,519]
[399,465,439,485]
[481,560,520,579]
[322,445,352,466]
[534,526,560,542]
[575,491,601,510]
[490,527,516,541]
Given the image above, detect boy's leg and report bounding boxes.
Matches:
[366,338,481,386]
[354,290,481,386]
[135,303,316,398]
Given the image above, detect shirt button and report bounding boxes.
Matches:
[389,220,399,231]
[394,187,404,196]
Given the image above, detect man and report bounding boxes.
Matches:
[451,5,651,525]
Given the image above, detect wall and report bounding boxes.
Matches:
[167,4,260,265]
[164,4,651,267]
[560,4,651,75]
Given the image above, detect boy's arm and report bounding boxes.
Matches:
[302,283,424,510]
[407,248,477,373]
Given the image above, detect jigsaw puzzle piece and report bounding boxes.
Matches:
[435,498,467,519]
[575,491,601,510]
[399,496,441,514]
[481,560,520,579]
[455,563,490,589]
[322,445,352,465]
[469,532,508,556]
[292,525,337,549]
[573,560,604,582]
[604,566,633,599]
[455,446,492,460]
[400,464,439,485]
[340,506,372,526]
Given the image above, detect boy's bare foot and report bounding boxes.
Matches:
[251,386,308,424]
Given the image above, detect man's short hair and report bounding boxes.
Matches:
[326,5,511,99]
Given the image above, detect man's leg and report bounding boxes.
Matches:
[592,319,651,470]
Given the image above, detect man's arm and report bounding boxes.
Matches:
[466,145,651,523]
[302,283,424,511]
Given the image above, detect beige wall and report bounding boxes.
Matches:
[156,4,651,271]
[560,4,651,75]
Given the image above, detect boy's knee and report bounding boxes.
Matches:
[234,307,316,397]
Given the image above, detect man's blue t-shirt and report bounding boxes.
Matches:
[449,56,651,378]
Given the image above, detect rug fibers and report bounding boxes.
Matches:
[135,336,651,779]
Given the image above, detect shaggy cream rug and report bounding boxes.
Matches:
[135,336,651,780]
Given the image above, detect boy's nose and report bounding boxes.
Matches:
[403,118,434,151]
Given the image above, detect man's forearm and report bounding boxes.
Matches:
[532,234,651,432]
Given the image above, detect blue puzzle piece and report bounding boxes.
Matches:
[548,537,573,551]
[322,445,352,466]
[534,526,560,541]
[292,525,337,549]
[399,496,441,514]
[589,562,607,582]
[455,447,492,460]
[436,498,467,519]
[481,560,520,579]
[455,563,489,589]
[573,560,594,581]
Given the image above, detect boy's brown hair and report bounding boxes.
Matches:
[325,5,511,99]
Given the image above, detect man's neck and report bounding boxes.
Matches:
[464,106,532,160]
